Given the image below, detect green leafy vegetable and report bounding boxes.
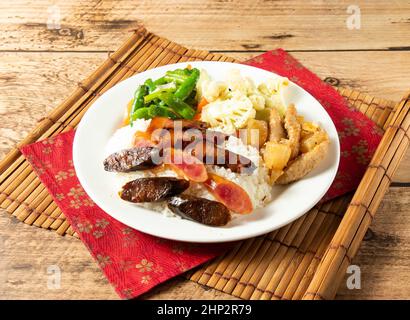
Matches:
[128,67,199,123]
[132,107,150,120]
[158,93,196,119]
[144,79,156,93]
[148,105,179,119]
[144,82,177,104]
[174,68,200,101]
[130,85,149,124]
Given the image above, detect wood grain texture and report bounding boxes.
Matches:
[1,0,410,51]
[0,0,409,300]
[0,52,106,160]
[0,212,238,300]
[337,187,410,299]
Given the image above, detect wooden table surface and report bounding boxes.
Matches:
[0,0,409,300]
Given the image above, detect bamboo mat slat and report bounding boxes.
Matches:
[0,27,409,300]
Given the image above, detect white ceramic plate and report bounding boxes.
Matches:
[73,61,339,243]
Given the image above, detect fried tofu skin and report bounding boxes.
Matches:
[268,108,286,142]
[283,104,301,160]
[275,139,329,185]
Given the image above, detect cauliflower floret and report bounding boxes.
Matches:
[198,70,292,133]
[258,76,289,115]
[226,69,256,95]
[202,80,228,102]
[196,69,228,102]
[248,94,265,111]
[259,77,289,95]
[196,69,227,102]
[201,92,256,134]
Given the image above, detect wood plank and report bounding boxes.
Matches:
[1,51,409,181]
[1,0,410,51]
[0,212,237,300]
[0,52,106,160]
[336,187,410,299]
[1,187,408,299]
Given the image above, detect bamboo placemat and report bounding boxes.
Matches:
[0,27,409,300]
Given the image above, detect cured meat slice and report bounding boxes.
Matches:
[184,140,256,174]
[119,177,189,203]
[103,146,160,172]
[165,148,208,183]
[168,194,231,226]
[203,173,253,214]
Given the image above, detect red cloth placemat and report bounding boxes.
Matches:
[20,50,382,299]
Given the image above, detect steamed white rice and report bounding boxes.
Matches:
[105,120,272,217]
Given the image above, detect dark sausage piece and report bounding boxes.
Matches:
[167,195,231,226]
[188,141,256,174]
[120,177,189,203]
[103,147,161,172]
[152,132,254,173]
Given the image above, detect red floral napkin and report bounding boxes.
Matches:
[20,49,382,299]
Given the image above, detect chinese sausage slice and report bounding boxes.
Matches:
[167,194,231,226]
[119,177,189,203]
[103,146,160,172]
